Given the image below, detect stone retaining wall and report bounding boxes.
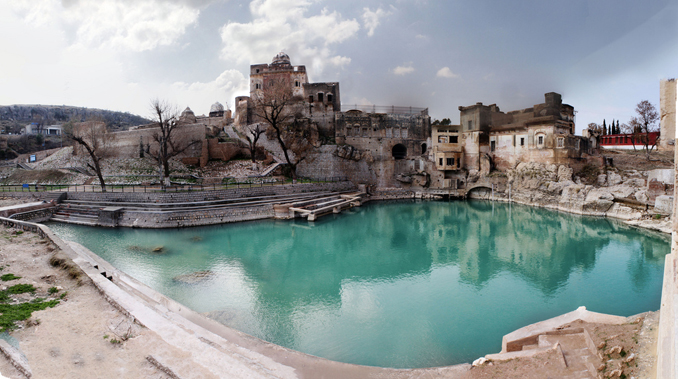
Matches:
[119,205,275,228]
[67,182,356,203]
[9,207,57,223]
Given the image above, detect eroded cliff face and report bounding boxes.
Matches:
[470,162,673,233]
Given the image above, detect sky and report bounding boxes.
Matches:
[0,0,676,134]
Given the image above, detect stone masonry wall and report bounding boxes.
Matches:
[66,181,356,203]
[119,204,275,228]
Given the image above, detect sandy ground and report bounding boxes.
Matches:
[0,228,214,379]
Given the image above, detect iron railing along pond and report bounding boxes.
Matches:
[0,176,349,193]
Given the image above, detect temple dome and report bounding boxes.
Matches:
[180,107,196,123]
[210,102,224,113]
[272,52,291,65]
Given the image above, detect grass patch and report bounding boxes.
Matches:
[0,274,21,281]
[48,286,59,294]
[0,301,58,332]
[0,284,58,332]
[7,284,36,294]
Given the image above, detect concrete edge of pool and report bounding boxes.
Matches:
[33,219,474,379]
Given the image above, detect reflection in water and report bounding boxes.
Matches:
[48,200,670,368]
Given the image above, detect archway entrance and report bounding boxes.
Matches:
[392,144,407,160]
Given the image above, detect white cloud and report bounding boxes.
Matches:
[437,67,459,79]
[170,69,250,112]
[393,65,415,76]
[362,7,391,37]
[10,0,200,52]
[220,0,359,75]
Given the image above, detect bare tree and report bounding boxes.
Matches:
[252,78,318,181]
[67,121,110,192]
[245,124,265,164]
[149,99,200,187]
[628,100,660,160]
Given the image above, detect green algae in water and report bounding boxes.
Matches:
[48,200,670,368]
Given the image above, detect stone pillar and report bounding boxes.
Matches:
[659,79,677,151]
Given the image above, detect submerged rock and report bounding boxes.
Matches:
[127,245,167,254]
[190,236,203,242]
[173,270,215,284]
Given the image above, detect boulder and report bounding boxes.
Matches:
[607,172,623,186]
[597,174,607,186]
[557,165,573,182]
[583,188,614,213]
[623,178,645,187]
[634,190,649,203]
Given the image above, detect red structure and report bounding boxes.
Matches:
[599,132,660,149]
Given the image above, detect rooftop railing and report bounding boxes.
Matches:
[342,105,428,115]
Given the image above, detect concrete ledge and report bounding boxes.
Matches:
[0,339,32,378]
[657,250,677,379]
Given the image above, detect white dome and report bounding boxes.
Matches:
[181,107,195,116]
[272,52,291,65]
[210,102,224,113]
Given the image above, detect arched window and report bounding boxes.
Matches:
[327,94,333,103]
[392,144,407,160]
[421,143,427,154]
[318,93,324,103]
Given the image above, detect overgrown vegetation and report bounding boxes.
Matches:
[49,253,83,284]
[576,164,600,184]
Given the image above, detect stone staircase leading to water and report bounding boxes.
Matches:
[477,307,632,379]
[50,204,102,226]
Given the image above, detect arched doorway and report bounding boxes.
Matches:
[392,144,407,160]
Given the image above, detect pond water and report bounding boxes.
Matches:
[48,200,670,369]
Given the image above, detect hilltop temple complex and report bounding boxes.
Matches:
[72,53,600,191]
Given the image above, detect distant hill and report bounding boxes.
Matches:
[0,104,151,134]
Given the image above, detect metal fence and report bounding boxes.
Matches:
[0,176,349,193]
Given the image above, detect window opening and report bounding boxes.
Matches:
[318,93,324,103]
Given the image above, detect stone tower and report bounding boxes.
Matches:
[659,78,676,151]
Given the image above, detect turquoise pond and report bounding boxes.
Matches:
[48,200,670,369]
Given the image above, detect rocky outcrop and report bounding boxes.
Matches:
[501,163,665,227]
